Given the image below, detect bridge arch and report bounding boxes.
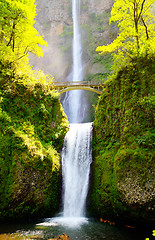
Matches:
[52,81,104,95]
[59,86,102,95]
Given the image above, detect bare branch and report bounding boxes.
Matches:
[141,17,149,40]
[138,0,146,21]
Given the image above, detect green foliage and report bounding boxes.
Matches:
[85,72,109,82]
[97,0,155,69]
[82,10,116,72]
[0,0,47,71]
[0,0,69,222]
[58,26,72,54]
[90,56,155,224]
[93,53,113,73]
[136,131,155,149]
[0,72,69,221]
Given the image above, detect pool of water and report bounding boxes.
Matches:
[0,217,153,240]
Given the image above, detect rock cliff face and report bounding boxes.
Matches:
[31,0,114,80]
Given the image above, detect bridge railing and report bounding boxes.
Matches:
[52,80,105,87]
[51,80,105,94]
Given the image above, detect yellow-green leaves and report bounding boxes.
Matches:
[0,0,47,68]
[96,0,155,68]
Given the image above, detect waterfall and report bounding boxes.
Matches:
[60,0,92,225]
[62,0,85,123]
[62,123,92,218]
[68,0,83,123]
[37,0,93,228]
[72,0,83,82]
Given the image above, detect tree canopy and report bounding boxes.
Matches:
[96,0,155,67]
[0,0,47,69]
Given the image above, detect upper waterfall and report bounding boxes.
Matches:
[61,0,86,123]
[72,0,83,82]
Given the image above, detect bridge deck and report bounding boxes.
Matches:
[52,81,104,94]
[52,81,104,86]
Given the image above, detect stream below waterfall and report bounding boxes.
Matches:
[0,219,153,240]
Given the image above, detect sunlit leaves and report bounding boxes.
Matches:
[0,0,47,69]
[96,0,155,69]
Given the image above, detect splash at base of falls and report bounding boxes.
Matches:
[36,216,89,228]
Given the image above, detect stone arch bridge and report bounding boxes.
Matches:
[52,81,104,95]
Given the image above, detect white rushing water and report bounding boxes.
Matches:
[62,0,84,123]
[37,123,93,227]
[62,123,92,218]
[69,0,83,123]
[72,0,83,82]
[37,0,92,228]
[57,0,93,227]
[60,0,92,225]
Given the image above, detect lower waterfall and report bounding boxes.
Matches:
[62,123,93,218]
[38,123,93,227]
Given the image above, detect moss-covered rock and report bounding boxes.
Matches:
[0,73,69,221]
[90,55,155,226]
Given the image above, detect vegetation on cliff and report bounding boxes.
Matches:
[0,0,68,221]
[0,66,68,221]
[90,56,155,224]
[90,0,155,225]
